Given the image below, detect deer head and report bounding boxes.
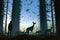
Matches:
[32,22,36,24]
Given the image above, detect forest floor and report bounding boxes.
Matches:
[0,34,60,40]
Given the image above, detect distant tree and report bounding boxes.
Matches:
[0,0,4,34]
[51,0,55,33]
[5,0,9,34]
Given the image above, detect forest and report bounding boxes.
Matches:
[0,0,60,40]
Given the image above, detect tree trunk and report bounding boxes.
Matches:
[54,0,60,36]
[40,0,48,35]
[0,0,4,34]
[51,0,54,33]
[5,0,9,34]
[11,0,21,36]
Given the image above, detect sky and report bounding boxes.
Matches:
[20,0,40,32]
[3,0,56,33]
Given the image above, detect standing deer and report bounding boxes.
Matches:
[26,22,36,33]
[8,21,12,36]
[46,27,53,35]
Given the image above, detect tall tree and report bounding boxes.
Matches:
[11,0,21,36]
[54,0,60,36]
[40,0,48,35]
[5,0,9,34]
[0,0,4,34]
[51,0,54,33]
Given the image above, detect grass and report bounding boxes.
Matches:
[0,34,59,40]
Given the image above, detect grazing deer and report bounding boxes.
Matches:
[26,22,36,33]
[46,27,53,34]
[8,21,12,36]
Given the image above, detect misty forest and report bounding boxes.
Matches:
[0,0,56,38]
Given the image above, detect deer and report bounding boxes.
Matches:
[46,27,53,35]
[26,22,36,34]
[8,21,12,37]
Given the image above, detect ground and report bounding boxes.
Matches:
[0,34,59,40]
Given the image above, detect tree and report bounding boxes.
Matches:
[0,0,4,34]
[5,0,9,34]
[51,0,55,33]
[11,0,21,36]
[40,0,48,35]
[54,0,60,36]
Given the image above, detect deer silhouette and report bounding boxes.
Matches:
[26,22,36,33]
[46,27,53,34]
[8,21,12,36]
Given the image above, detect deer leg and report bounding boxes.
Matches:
[26,29,29,33]
[31,30,32,32]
